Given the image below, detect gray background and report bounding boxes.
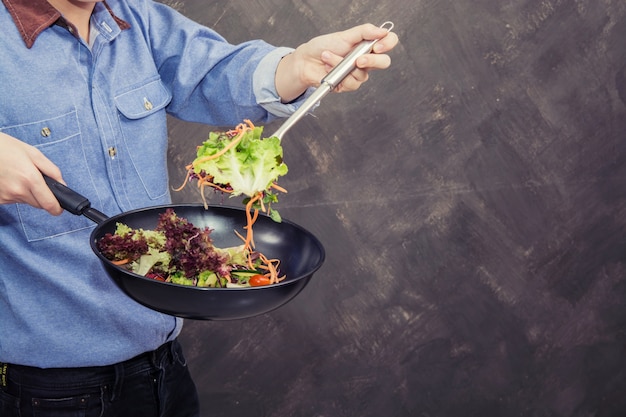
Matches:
[164,0,626,416]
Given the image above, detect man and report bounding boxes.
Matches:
[0,0,398,416]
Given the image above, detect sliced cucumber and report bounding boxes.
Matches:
[230,269,263,286]
[231,269,262,277]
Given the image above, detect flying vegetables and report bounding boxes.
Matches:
[172,120,289,286]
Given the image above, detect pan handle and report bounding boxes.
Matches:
[43,175,109,224]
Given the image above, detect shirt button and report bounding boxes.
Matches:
[41,127,51,137]
[143,97,153,111]
[108,147,117,158]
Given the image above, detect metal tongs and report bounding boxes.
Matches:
[272,21,395,140]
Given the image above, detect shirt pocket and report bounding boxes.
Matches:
[0,111,98,242]
[114,78,172,201]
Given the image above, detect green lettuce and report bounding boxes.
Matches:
[132,247,171,277]
[215,245,248,266]
[193,126,288,198]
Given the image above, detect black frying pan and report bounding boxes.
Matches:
[44,177,325,320]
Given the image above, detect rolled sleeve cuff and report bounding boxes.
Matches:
[253,46,318,118]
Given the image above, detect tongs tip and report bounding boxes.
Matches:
[380,21,394,32]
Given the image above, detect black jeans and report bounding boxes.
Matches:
[0,339,199,417]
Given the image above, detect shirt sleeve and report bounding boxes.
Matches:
[137,0,320,125]
[253,47,318,118]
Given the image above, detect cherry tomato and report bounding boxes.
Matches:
[249,274,271,287]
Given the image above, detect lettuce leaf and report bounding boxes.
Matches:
[132,247,171,277]
[215,245,248,266]
[193,126,288,198]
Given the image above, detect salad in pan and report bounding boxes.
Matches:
[172,120,288,285]
[98,120,290,288]
[97,208,281,288]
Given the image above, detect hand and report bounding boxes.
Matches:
[276,23,399,101]
[0,132,64,215]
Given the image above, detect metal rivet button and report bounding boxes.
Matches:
[108,147,117,158]
[41,127,51,137]
[143,97,153,111]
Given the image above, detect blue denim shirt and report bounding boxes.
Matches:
[0,0,312,367]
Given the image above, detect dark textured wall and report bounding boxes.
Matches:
[165,1,626,416]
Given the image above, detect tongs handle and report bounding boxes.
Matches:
[321,21,395,89]
[271,21,394,140]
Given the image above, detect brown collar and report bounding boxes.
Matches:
[2,0,130,49]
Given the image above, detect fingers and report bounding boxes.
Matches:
[29,149,64,215]
[320,47,392,72]
[33,179,64,216]
[319,24,398,93]
[276,22,398,97]
[33,152,65,186]
[372,30,399,54]
[355,52,392,71]
[319,50,369,92]
[338,23,399,55]
[0,168,64,216]
[0,133,64,216]
[319,48,390,93]
[339,23,393,47]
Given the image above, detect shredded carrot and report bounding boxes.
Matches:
[112,258,130,266]
[242,192,262,251]
[249,209,259,225]
[192,135,242,167]
[172,168,192,192]
[270,183,288,194]
[258,253,284,284]
[233,229,246,242]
